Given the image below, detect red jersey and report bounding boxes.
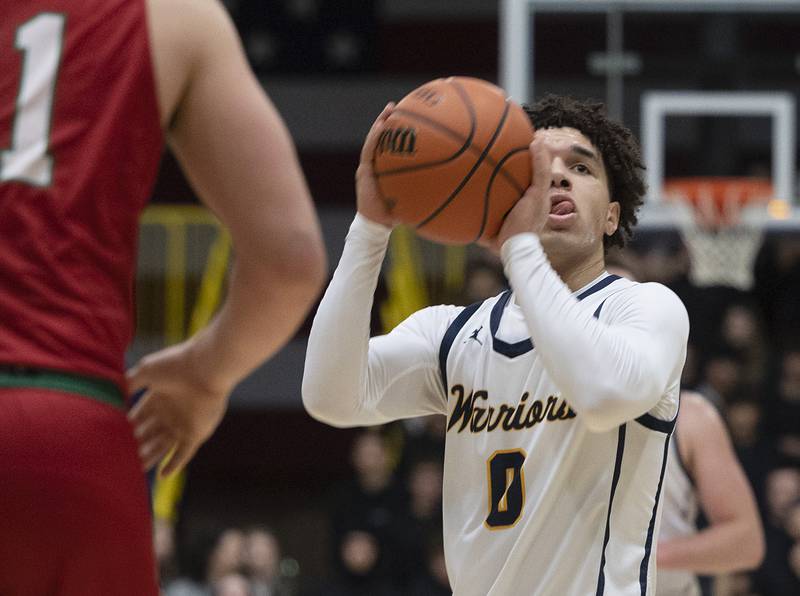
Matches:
[0,0,162,389]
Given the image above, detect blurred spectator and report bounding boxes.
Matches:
[208,529,247,584]
[719,301,768,386]
[790,543,800,583]
[328,431,404,572]
[754,237,800,351]
[215,574,252,596]
[754,468,800,595]
[167,525,222,596]
[696,348,744,409]
[407,533,450,596]
[155,517,179,586]
[243,526,292,596]
[319,530,399,596]
[726,397,772,499]
[460,256,506,305]
[719,572,760,596]
[680,343,701,390]
[765,468,800,528]
[391,455,444,586]
[728,399,763,450]
[167,526,245,596]
[786,501,800,542]
[764,350,800,465]
[399,415,445,478]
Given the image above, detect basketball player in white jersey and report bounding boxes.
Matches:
[303,95,690,595]
[656,390,764,595]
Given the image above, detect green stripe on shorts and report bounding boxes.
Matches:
[0,368,125,410]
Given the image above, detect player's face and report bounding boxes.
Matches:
[536,127,620,262]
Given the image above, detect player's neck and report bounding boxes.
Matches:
[554,254,607,292]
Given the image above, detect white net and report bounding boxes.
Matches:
[670,199,767,290]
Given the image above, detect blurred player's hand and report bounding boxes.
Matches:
[126,342,232,476]
[356,102,398,228]
[483,135,552,253]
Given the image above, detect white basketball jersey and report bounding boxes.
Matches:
[439,277,675,596]
[303,220,690,596]
[656,434,701,596]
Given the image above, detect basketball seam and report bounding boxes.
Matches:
[374,107,476,176]
[375,106,527,196]
[416,93,511,232]
[475,145,531,242]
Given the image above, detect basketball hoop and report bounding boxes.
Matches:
[663,177,771,290]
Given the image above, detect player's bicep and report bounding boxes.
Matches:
[688,401,758,524]
[607,284,688,392]
[364,306,459,419]
[166,1,319,264]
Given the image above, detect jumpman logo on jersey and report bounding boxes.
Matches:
[466,325,483,346]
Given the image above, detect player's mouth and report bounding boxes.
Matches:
[548,194,576,227]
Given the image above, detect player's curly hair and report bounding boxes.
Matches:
[523,95,646,249]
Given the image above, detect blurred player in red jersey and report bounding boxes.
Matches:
[0,0,326,593]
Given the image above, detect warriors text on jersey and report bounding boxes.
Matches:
[304,215,690,595]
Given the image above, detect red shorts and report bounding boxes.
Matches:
[0,387,159,596]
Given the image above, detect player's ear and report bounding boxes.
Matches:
[605,201,620,237]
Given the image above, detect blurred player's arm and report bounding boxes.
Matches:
[657,392,765,573]
[503,238,688,432]
[302,106,452,428]
[128,0,326,475]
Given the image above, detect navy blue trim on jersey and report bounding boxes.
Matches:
[439,300,484,397]
[489,274,620,358]
[639,433,672,594]
[596,423,627,595]
[593,300,607,318]
[635,412,676,434]
[490,290,534,358]
[577,274,620,300]
[671,429,696,489]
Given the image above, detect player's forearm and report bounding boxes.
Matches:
[657,520,765,574]
[190,235,326,394]
[501,233,678,431]
[302,214,392,427]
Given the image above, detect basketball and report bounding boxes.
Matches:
[373,76,534,245]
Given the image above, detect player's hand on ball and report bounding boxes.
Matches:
[494,135,552,251]
[356,102,398,228]
[126,342,232,476]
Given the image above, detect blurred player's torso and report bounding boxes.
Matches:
[439,274,678,595]
[0,0,162,388]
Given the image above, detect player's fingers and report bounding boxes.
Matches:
[139,436,172,472]
[360,102,396,163]
[132,417,166,444]
[126,389,155,424]
[530,138,552,196]
[161,442,197,478]
[125,363,150,395]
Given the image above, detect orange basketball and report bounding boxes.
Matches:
[374,76,534,245]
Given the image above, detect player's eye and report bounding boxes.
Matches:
[573,163,592,175]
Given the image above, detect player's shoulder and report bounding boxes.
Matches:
[399,295,497,341]
[148,0,236,50]
[412,298,491,330]
[676,390,727,456]
[608,279,688,316]
[679,390,723,426]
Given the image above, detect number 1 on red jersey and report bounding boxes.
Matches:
[1,13,65,187]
